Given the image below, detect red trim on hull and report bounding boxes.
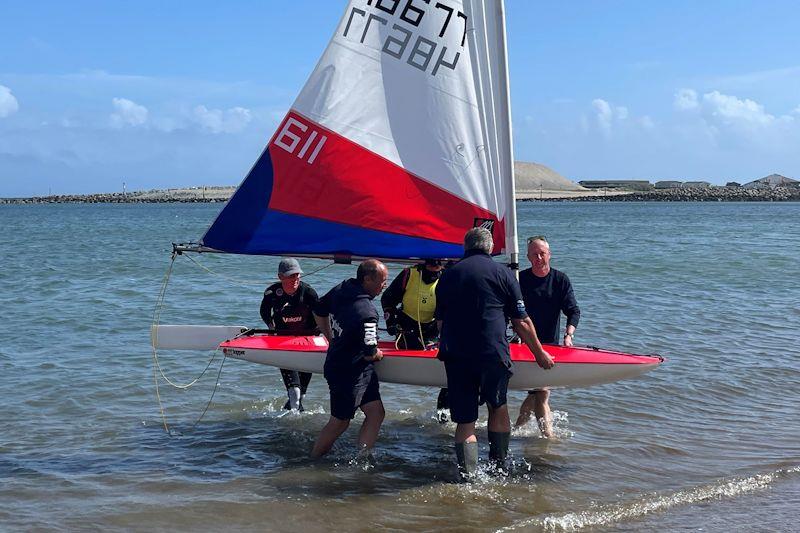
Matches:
[221,336,663,366]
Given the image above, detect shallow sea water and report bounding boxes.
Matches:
[1,202,798,531]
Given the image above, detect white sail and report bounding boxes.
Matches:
[201,0,516,260]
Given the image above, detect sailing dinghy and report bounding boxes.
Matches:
[159,0,663,390]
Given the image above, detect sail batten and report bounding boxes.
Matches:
[200,0,516,260]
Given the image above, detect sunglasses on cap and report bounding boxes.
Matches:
[526,235,548,244]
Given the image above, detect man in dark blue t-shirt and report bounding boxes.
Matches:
[310,259,388,458]
[515,236,581,437]
[436,227,554,476]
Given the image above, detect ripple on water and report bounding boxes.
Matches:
[2,202,800,530]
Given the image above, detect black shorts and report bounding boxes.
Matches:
[444,359,512,424]
[327,366,381,420]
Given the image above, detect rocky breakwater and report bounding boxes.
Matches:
[0,186,237,204]
[542,186,800,202]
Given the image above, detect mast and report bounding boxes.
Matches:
[497,0,519,270]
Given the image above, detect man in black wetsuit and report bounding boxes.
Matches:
[436,228,554,476]
[381,259,449,421]
[514,236,581,437]
[310,259,388,458]
[260,257,320,412]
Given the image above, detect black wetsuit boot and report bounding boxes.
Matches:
[488,431,511,471]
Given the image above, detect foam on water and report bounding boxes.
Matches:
[498,466,800,532]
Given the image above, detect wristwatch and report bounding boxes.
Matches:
[564,332,574,338]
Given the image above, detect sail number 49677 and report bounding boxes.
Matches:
[343,0,467,77]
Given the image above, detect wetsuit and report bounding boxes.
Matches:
[260,281,320,400]
[315,278,381,420]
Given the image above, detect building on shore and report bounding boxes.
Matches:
[743,174,798,189]
[655,180,682,189]
[578,180,653,191]
[682,181,711,189]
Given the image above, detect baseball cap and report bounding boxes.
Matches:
[278,258,303,276]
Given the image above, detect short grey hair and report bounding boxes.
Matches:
[464,227,493,254]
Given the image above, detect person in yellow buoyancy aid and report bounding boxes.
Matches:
[381,259,449,421]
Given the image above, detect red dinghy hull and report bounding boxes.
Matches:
[220,335,663,390]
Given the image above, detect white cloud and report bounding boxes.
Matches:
[591,99,632,137]
[0,85,20,118]
[702,91,778,125]
[639,115,655,130]
[592,98,613,136]
[192,105,252,133]
[110,97,148,127]
[675,89,794,128]
[674,89,699,111]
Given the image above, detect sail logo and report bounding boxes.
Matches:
[342,0,467,77]
[273,117,328,165]
[473,218,495,233]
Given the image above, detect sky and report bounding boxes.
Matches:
[2,0,800,196]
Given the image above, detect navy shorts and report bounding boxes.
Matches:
[444,359,512,424]
[327,366,381,420]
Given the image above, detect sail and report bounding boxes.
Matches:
[201,0,515,261]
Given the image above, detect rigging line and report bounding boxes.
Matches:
[151,251,177,434]
[191,354,228,430]
[150,253,229,435]
[181,253,337,288]
[150,253,222,390]
[181,252,263,287]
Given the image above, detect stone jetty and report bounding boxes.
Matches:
[0,186,237,204]
[3,184,799,205]
[528,186,800,202]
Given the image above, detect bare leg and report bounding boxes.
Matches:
[455,421,477,444]
[487,403,511,433]
[533,389,553,438]
[311,416,350,458]
[357,400,385,450]
[515,393,536,427]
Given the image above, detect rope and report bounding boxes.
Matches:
[151,252,177,434]
[182,253,336,288]
[150,253,336,434]
[191,353,228,429]
[150,252,229,435]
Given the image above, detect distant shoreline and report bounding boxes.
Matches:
[2,185,799,204]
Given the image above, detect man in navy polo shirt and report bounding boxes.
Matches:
[436,227,554,476]
[310,259,388,458]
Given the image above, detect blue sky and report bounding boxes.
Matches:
[2,0,800,196]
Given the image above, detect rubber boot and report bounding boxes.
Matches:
[287,386,301,411]
[455,441,478,480]
[299,394,306,413]
[488,431,511,472]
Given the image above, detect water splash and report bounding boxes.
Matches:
[497,466,800,532]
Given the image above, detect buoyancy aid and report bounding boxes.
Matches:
[401,267,438,323]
